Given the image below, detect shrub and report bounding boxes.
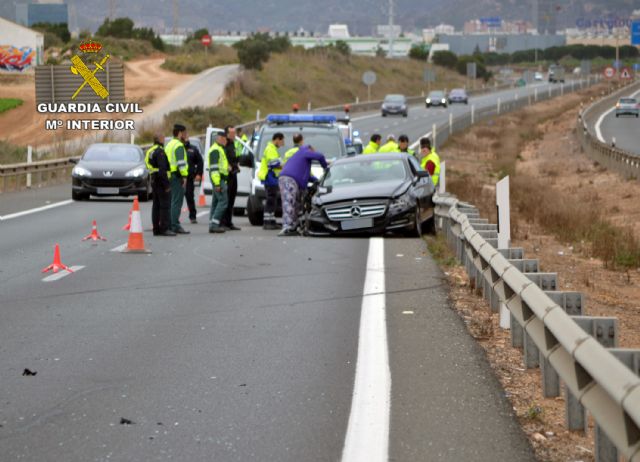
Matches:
[409,44,429,60]
[432,50,457,69]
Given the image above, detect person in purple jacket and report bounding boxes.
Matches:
[278,145,328,236]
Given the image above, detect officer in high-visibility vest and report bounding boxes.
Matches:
[184,139,203,224]
[362,134,381,154]
[258,132,285,230]
[236,127,249,153]
[398,134,415,156]
[145,134,175,236]
[165,123,190,234]
[208,131,229,233]
[283,133,303,165]
[220,125,241,231]
[420,137,441,187]
[379,134,399,152]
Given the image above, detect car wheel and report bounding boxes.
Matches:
[616,114,619,118]
[247,196,263,226]
[443,104,448,108]
[411,207,423,238]
[403,112,408,117]
[426,104,430,108]
[382,112,387,117]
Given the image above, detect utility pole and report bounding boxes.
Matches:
[388,0,395,59]
[172,0,178,35]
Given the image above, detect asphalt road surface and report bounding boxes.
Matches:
[593,84,640,154]
[0,81,586,461]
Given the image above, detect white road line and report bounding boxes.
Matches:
[595,89,640,143]
[196,210,209,218]
[42,265,85,282]
[341,237,390,462]
[0,200,73,221]
[110,243,127,252]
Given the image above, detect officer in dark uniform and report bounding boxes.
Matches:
[184,139,204,224]
[147,134,175,236]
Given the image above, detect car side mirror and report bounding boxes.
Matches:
[317,185,332,195]
[238,153,254,168]
[346,146,357,157]
[416,170,430,178]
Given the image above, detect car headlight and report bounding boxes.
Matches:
[125,167,146,178]
[426,98,431,103]
[72,166,92,177]
[442,98,446,103]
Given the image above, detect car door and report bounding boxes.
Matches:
[407,156,434,223]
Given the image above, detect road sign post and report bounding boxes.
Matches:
[201,34,212,54]
[362,71,377,102]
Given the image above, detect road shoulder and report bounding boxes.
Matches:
[385,237,535,462]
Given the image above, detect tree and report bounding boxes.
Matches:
[236,40,270,70]
[432,50,457,69]
[375,45,386,58]
[192,28,209,40]
[408,44,428,60]
[96,17,135,38]
[334,40,351,56]
[32,22,70,43]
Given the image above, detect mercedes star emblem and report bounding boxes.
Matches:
[350,206,362,218]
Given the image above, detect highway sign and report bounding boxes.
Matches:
[620,67,632,80]
[480,17,501,27]
[603,66,615,79]
[634,63,640,73]
[632,21,640,46]
[466,62,477,79]
[201,34,212,46]
[423,68,436,82]
[362,71,376,86]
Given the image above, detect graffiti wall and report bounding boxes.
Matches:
[0,46,35,72]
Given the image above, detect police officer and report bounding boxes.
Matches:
[184,139,203,224]
[259,132,284,230]
[208,131,229,233]
[398,134,415,155]
[363,133,382,154]
[165,123,190,234]
[220,125,241,231]
[420,137,441,187]
[145,134,175,236]
[283,133,303,164]
[379,134,399,152]
[236,127,249,148]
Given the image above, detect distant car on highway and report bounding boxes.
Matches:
[448,88,468,105]
[534,71,544,81]
[304,153,435,236]
[548,64,565,83]
[426,90,447,108]
[381,94,408,117]
[615,97,639,118]
[71,143,151,201]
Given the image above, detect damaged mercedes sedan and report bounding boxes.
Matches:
[304,153,436,236]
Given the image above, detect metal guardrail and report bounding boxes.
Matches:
[578,80,640,180]
[0,76,597,194]
[433,193,640,462]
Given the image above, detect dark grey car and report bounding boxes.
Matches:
[305,153,435,236]
[71,143,151,201]
[381,94,408,117]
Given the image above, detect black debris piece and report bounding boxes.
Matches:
[120,418,135,425]
[239,383,247,387]
[22,369,37,376]
[157,422,163,426]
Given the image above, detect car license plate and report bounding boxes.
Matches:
[341,218,373,230]
[97,187,119,195]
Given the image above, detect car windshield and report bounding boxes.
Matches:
[384,95,405,103]
[619,98,637,104]
[450,89,466,96]
[83,145,141,162]
[428,91,444,98]
[323,159,407,188]
[256,127,345,160]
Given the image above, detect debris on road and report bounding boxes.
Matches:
[120,417,135,425]
[22,368,37,376]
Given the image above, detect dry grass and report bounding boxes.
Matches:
[445,89,640,270]
[222,47,470,121]
[161,46,238,74]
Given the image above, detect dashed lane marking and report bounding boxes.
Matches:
[0,200,73,221]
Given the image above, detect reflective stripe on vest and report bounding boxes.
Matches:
[165,138,188,177]
[145,144,159,174]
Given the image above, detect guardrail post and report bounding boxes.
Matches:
[307,102,312,111]
[471,105,475,124]
[534,88,538,102]
[449,113,453,135]
[439,161,446,194]
[355,97,359,104]
[496,176,511,329]
[561,83,564,96]
[130,133,135,144]
[432,123,437,148]
[565,316,618,432]
[497,97,501,115]
[548,85,552,98]
[256,109,261,121]
[26,146,33,189]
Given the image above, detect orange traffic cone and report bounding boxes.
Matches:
[198,183,206,207]
[122,209,132,231]
[122,197,151,253]
[82,220,107,241]
[42,243,73,273]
